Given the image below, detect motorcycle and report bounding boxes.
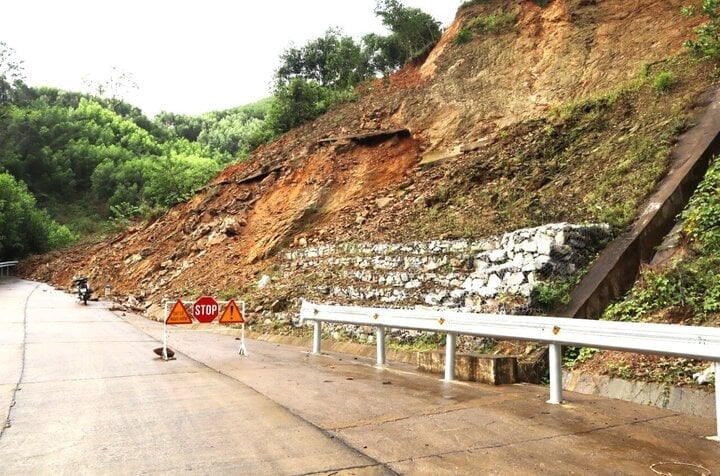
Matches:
[73,276,92,305]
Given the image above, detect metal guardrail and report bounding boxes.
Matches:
[299,300,720,440]
[0,261,18,277]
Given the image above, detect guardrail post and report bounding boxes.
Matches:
[548,343,563,404]
[714,361,719,440]
[376,326,386,366]
[312,320,322,354]
[444,332,457,382]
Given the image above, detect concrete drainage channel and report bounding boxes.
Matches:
[558,87,720,320]
[539,88,720,414]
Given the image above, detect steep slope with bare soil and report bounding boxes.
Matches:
[19,0,716,325]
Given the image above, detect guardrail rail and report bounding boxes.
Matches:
[299,300,720,440]
[0,261,18,277]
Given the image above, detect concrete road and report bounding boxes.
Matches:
[0,277,718,475]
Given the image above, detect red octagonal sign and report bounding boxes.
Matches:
[192,296,219,323]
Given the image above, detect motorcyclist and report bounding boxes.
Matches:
[72,276,92,304]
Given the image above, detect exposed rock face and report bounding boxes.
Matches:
[286,223,611,314]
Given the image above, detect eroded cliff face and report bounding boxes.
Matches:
[19,0,714,321]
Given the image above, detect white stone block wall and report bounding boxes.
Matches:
[285,223,611,314]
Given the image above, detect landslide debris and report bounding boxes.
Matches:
[19,0,717,330]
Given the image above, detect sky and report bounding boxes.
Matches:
[3,1,461,117]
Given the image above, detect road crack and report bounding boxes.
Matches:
[0,281,39,441]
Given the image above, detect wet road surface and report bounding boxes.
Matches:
[1,278,717,474]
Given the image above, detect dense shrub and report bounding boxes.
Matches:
[0,173,76,260]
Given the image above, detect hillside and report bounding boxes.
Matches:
[19,0,717,332]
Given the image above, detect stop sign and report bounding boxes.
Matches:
[192,296,219,323]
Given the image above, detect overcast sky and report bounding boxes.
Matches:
[3,1,460,117]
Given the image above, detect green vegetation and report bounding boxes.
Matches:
[217,288,242,301]
[266,78,352,134]
[683,0,720,59]
[387,332,445,352]
[683,156,720,255]
[267,0,441,135]
[603,156,720,325]
[605,357,709,387]
[531,276,581,311]
[0,90,224,227]
[468,12,517,34]
[563,347,598,369]
[653,71,676,93]
[0,41,25,105]
[461,0,547,10]
[0,173,76,260]
[453,28,473,45]
[155,99,273,159]
[454,8,518,44]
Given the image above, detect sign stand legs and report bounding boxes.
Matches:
[237,302,248,356]
[162,319,169,361]
[238,325,247,355]
[161,301,176,361]
[162,301,169,361]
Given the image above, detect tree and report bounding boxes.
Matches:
[266,2,441,134]
[143,155,221,207]
[155,111,205,142]
[0,173,75,260]
[275,29,373,90]
[82,65,139,103]
[362,32,405,75]
[266,78,332,134]
[0,41,25,104]
[373,0,442,68]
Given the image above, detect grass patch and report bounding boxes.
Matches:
[531,277,580,311]
[469,12,517,33]
[653,71,676,93]
[388,332,445,352]
[453,28,473,45]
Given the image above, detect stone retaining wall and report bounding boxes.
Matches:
[286,222,611,314]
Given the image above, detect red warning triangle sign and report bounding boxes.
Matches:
[166,299,193,325]
[219,299,244,324]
